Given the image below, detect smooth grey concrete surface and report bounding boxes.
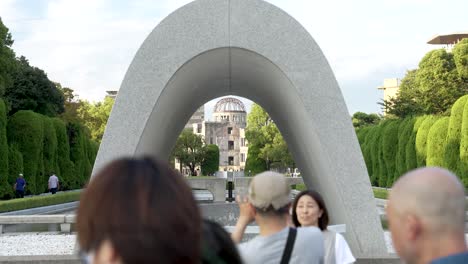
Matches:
[93,0,386,256]
[0,202,78,216]
[187,178,226,202]
[0,255,79,264]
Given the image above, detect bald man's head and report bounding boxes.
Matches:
[389,167,465,234]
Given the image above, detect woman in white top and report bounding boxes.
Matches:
[291,190,355,264]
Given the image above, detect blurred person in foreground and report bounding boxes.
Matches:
[291,190,355,263]
[231,171,324,263]
[386,167,468,264]
[202,219,242,264]
[76,157,201,264]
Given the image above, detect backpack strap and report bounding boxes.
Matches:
[280,228,297,264]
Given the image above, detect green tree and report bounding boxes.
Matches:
[0,99,9,198]
[5,57,65,117]
[245,104,294,170]
[415,116,440,167]
[245,144,267,175]
[383,45,468,117]
[78,97,114,142]
[394,118,415,181]
[453,38,468,79]
[352,112,381,128]
[444,95,468,175]
[460,98,468,186]
[67,121,91,187]
[201,144,219,176]
[42,117,59,189]
[405,116,427,171]
[7,144,22,198]
[0,17,17,97]
[52,118,75,190]
[426,117,450,167]
[173,129,206,176]
[7,111,44,194]
[415,49,465,114]
[381,120,400,187]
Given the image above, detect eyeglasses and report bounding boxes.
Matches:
[79,250,94,264]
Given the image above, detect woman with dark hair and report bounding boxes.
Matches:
[292,190,355,264]
[77,157,201,264]
[201,219,242,264]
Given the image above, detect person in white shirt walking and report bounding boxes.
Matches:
[48,173,60,194]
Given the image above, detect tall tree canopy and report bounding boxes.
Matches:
[383,42,468,117]
[173,129,206,176]
[245,104,294,171]
[5,57,65,117]
[0,17,17,97]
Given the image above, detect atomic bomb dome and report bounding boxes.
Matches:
[214,98,246,113]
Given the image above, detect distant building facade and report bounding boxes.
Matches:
[194,98,248,172]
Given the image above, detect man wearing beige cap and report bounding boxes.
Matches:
[231,171,324,263]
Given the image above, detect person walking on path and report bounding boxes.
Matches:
[48,173,60,194]
[14,173,26,198]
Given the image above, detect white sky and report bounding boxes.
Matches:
[1,0,466,119]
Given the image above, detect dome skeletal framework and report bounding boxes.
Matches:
[213,97,246,113]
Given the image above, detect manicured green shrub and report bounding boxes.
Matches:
[444,95,468,175]
[42,117,59,193]
[68,121,92,187]
[373,188,389,200]
[427,117,450,167]
[7,111,44,194]
[416,116,440,167]
[369,125,383,186]
[0,99,9,198]
[405,116,427,171]
[460,99,468,187]
[0,191,81,213]
[394,118,415,181]
[201,144,219,176]
[6,144,23,199]
[361,126,376,179]
[381,120,400,187]
[52,118,75,190]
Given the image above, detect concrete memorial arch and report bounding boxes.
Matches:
[93,0,387,256]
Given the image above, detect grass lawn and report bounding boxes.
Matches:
[0,191,81,213]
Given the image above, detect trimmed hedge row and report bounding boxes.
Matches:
[358,95,468,187]
[0,191,81,213]
[0,102,98,199]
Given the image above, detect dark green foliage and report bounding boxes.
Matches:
[0,191,80,212]
[352,112,381,128]
[52,118,75,190]
[201,144,219,176]
[405,116,427,171]
[0,99,9,198]
[369,125,383,186]
[394,118,415,181]
[6,144,22,199]
[460,99,468,187]
[444,95,468,175]
[361,127,377,181]
[5,57,64,117]
[427,117,450,167]
[42,117,59,192]
[416,116,440,167]
[7,111,44,194]
[381,120,400,187]
[67,121,89,187]
[0,18,17,97]
[453,38,468,79]
[245,144,267,175]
